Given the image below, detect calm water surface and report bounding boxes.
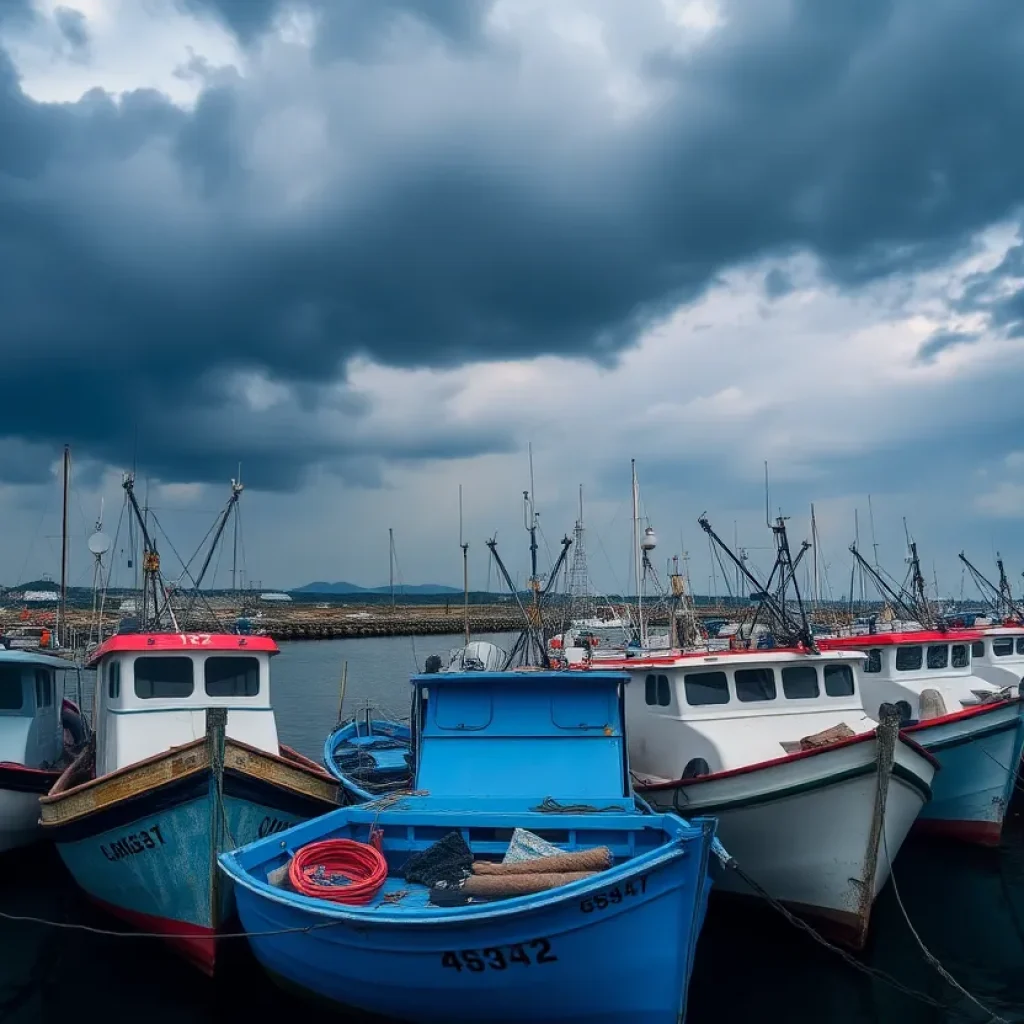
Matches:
[1,634,1022,1022]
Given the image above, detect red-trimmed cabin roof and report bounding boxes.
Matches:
[818,630,982,650]
[86,632,278,667]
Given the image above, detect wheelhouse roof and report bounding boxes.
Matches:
[592,647,866,669]
[0,649,75,670]
[819,629,982,650]
[86,632,278,667]
[411,669,629,687]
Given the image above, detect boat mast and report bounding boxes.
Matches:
[525,443,541,623]
[810,503,819,611]
[631,459,643,645]
[459,485,470,645]
[58,443,70,649]
[389,527,395,614]
[231,462,242,593]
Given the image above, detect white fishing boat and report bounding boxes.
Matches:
[966,624,1024,693]
[0,649,87,852]
[601,646,936,948]
[819,630,1024,845]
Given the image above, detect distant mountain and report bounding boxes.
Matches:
[292,581,463,596]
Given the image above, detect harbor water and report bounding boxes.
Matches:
[2,634,1023,1023]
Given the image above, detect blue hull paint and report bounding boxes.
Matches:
[53,784,319,970]
[222,806,715,1024]
[910,702,1024,840]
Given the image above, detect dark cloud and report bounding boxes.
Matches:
[763,268,793,299]
[916,329,980,363]
[177,0,280,43]
[54,7,90,61]
[0,0,33,26]
[3,0,1024,491]
[181,0,485,54]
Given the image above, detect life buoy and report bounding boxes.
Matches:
[61,701,87,749]
[550,637,563,650]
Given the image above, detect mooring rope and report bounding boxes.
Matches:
[722,857,951,1012]
[880,825,1010,1023]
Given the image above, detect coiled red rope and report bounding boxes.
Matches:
[288,839,388,904]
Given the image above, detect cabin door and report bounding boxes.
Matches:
[31,668,58,767]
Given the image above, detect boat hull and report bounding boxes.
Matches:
[0,764,60,853]
[638,732,935,948]
[222,807,715,1024]
[40,739,339,973]
[903,700,1024,846]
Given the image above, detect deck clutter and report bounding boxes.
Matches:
[224,666,715,1024]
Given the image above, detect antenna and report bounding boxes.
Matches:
[764,461,771,528]
[58,444,70,649]
[867,493,880,568]
[88,502,111,648]
[459,485,470,646]
[231,462,243,593]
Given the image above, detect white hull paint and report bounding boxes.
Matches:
[639,734,934,946]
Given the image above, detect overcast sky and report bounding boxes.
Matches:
[2,0,1024,600]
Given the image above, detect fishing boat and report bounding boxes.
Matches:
[0,649,87,852]
[38,473,340,974]
[609,645,936,948]
[39,631,340,973]
[323,640,507,800]
[965,625,1024,693]
[819,630,1024,846]
[323,712,412,802]
[222,667,717,1023]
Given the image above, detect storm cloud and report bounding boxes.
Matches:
[1,0,1024,589]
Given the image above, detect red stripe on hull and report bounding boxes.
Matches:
[87,894,217,975]
[912,816,1003,847]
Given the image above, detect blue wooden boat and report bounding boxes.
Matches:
[222,669,717,1023]
[323,713,412,802]
[322,641,509,801]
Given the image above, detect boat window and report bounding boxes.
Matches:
[107,661,120,700]
[781,665,819,699]
[895,646,923,671]
[0,666,22,710]
[683,671,730,706]
[134,657,194,699]
[864,649,882,673]
[1017,638,1024,655]
[34,670,52,708]
[656,674,671,707]
[926,645,949,670]
[735,668,776,702]
[993,638,1014,657]
[205,657,260,698]
[824,663,855,697]
[645,674,657,706]
[972,641,985,658]
[951,644,969,669]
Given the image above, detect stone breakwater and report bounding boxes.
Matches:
[264,612,525,641]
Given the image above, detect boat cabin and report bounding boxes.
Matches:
[0,650,75,769]
[964,626,1024,693]
[602,649,872,778]
[410,668,635,811]
[818,630,991,722]
[88,633,281,777]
